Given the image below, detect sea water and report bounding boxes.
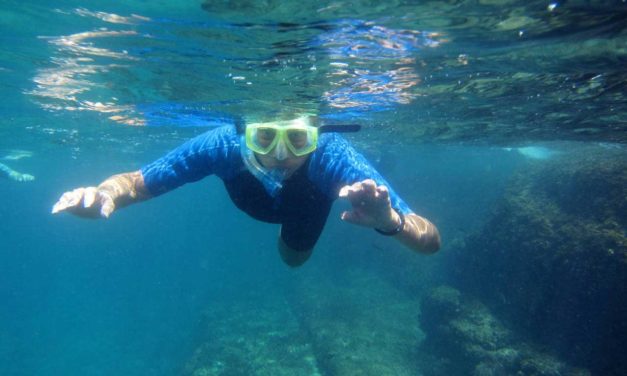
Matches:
[1,1,625,375]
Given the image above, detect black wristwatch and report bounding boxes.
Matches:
[375,208,405,236]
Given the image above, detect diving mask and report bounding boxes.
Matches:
[245,117,361,158]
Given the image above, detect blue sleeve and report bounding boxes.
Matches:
[140,126,240,197]
[307,134,413,215]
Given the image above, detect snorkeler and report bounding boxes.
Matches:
[52,115,440,266]
[1,151,35,182]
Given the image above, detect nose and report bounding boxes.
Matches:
[273,139,288,160]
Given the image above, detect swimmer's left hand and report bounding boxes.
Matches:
[338,179,402,232]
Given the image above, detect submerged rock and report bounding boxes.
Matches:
[180,291,321,376]
[420,285,590,376]
[450,146,627,374]
[284,268,424,376]
[180,268,424,375]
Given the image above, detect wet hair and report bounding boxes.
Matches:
[234,117,246,134]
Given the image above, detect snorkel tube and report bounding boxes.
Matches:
[318,124,362,134]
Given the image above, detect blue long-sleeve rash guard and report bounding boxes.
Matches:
[141,125,411,212]
[140,125,411,250]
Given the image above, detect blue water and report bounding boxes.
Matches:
[1,1,625,375]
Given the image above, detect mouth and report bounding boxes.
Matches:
[273,162,291,170]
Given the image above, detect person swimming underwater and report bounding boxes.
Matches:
[52,115,440,266]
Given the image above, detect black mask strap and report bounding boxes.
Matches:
[318,124,362,134]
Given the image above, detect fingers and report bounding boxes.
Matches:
[51,187,114,218]
[100,193,115,218]
[339,180,366,200]
[338,179,393,228]
[338,184,352,198]
[52,188,86,214]
[83,187,98,208]
[51,201,63,214]
[376,185,390,202]
[338,179,389,206]
[361,179,376,195]
[340,210,360,224]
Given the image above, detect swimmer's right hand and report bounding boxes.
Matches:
[52,171,149,219]
[51,187,116,218]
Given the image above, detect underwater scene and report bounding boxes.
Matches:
[1,0,625,375]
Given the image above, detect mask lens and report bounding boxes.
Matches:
[285,127,317,156]
[255,127,277,148]
[287,129,308,149]
[246,125,278,154]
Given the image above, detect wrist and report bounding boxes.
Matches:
[97,174,136,204]
[97,179,124,200]
[375,208,405,236]
[97,171,149,207]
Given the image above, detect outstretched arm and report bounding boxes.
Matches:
[52,170,150,218]
[339,179,441,254]
[52,126,239,219]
